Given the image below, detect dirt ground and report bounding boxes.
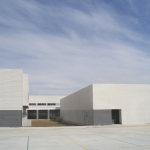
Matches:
[31,120,66,127]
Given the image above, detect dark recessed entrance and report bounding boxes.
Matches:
[38,110,48,119]
[111,109,121,124]
[28,110,36,119]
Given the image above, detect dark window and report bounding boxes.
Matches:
[38,110,48,119]
[50,110,60,119]
[37,103,46,106]
[29,103,36,106]
[47,103,56,106]
[28,110,36,119]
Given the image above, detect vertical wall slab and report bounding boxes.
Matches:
[22,74,30,126]
[0,69,23,127]
[23,74,29,106]
[60,85,93,125]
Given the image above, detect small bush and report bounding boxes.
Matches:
[50,115,54,119]
[50,115,64,124]
[57,116,63,124]
[53,116,57,122]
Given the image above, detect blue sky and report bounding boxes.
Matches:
[0,0,150,95]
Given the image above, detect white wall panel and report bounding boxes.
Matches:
[0,69,23,110]
[29,96,64,103]
[60,85,93,125]
[93,84,150,125]
[29,96,65,108]
[23,74,29,106]
[60,84,93,111]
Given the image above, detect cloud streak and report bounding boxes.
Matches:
[0,0,150,95]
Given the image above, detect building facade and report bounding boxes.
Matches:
[1,69,150,127]
[0,69,64,127]
[60,84,150,126]
[27,96,65,120]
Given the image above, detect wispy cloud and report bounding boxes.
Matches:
[0,0,150,95]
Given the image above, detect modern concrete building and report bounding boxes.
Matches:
[1,69,150,127]
[60,84,150,126]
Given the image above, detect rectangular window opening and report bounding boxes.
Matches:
[38,110,48,119]
[47,103,56,106]
[37,103,46,106]
[29,103,36,106]
[27,110,36,119]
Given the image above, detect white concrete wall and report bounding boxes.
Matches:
[60,85,93,110]
[29,96,65,109]
[0,69,23,110]
[60,85,93,125]
[22,116,31,126]
[23,74,29,106]
[93,84,150,125]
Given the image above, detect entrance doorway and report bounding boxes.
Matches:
[111,109,121,124]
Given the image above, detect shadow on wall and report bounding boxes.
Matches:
[61,110,93,126]
[61,109,122,126]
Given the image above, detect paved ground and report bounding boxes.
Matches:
[0,125,150,150]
